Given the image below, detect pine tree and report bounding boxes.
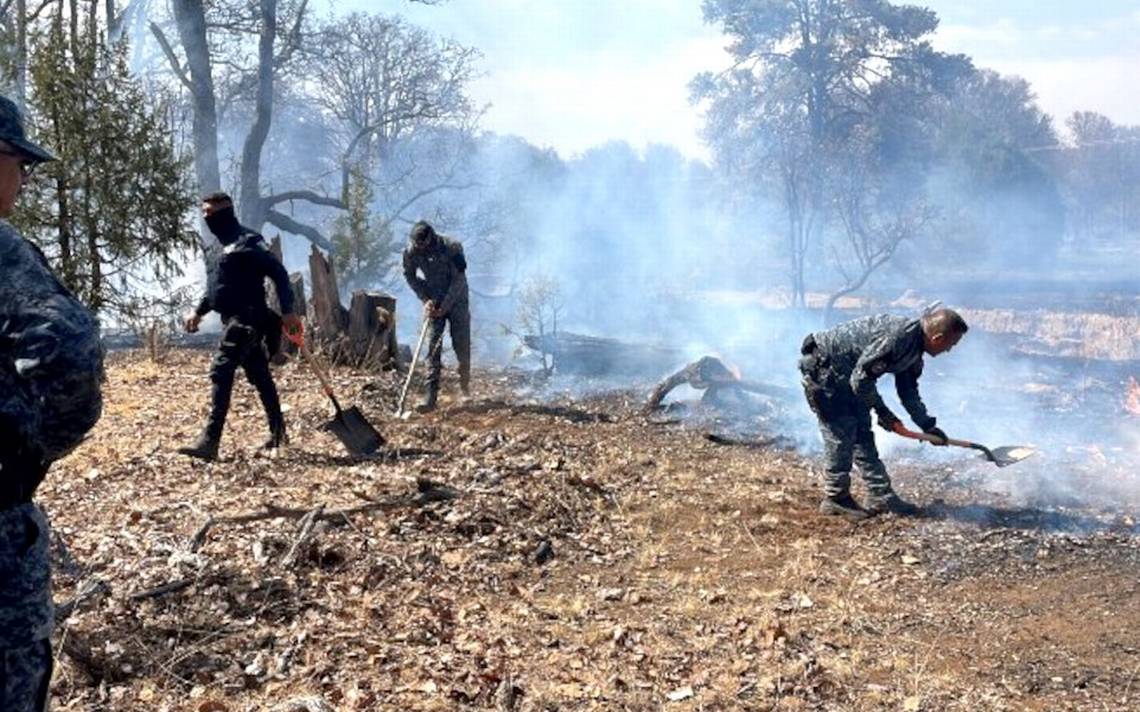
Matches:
[11,7,195,318]
[330,162,397,292]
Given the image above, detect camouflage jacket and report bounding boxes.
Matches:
[1,219,104,645]
[402,234,468,315]
[807,314,936,430]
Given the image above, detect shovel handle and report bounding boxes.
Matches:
[395,316,432,415]
[282,321,340,409]
[891,424,977,450]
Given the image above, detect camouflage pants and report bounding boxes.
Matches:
[800,358,892,498]
[0,504,53,712]
[205,319,283,441]
[425,303,471,389]
[0,639,51,711]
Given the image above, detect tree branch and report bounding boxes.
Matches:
[264,190,345,210]
[265,209,333,251]
[149,22,193,92]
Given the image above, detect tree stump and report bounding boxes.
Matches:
[347,291,398,368]
[309,244,348,346]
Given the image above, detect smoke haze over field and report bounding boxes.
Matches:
[15,0,1136,513]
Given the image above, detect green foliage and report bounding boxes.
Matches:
[11,16,195,317]
[694,0,971,304]
[330,162,397,291]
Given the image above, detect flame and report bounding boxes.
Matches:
[1126,376,1140,417]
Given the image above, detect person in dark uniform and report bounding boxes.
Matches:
[402,220,471,413]
[178,192,302,461]
[0,94,104,712]
[799,308,968,520]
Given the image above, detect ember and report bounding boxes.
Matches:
[1126,376,1140,416]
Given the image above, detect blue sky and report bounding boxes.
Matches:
[326,0,1140,159]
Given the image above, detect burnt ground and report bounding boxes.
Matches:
[42,349,1140,711]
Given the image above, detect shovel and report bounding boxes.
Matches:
[894,425,1035,468]
[395,315,431,417]
[283,323,384,456]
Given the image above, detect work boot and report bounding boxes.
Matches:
[865,492,921,517]
[177,432,220,462]
[416,382,439,413]
[260,421,288,451]
[819,493,870,521]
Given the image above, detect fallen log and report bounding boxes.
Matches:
[522,330,684,376]
[646,356,793,412]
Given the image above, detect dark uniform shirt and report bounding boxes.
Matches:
[0,219,103,647]
[195,229,293,321]
[402,235,468,315]
[807,314,936,430]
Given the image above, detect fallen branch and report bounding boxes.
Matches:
[185,481,462,549]
[55,577,111,622]
[128,577,195,602]
[281,505,325,568]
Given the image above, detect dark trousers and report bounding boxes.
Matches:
[800,356,892,498]
[425,303,471,388]
[0,639,51,712]
[204,319,283,441]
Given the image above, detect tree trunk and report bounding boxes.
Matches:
[239,0,276,228]
[14,0,27,104]
[347,291,397,368]
[308,244,347,342]
[171,0,220,194]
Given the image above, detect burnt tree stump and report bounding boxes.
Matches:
[347,291,398,369]
[309,244,349,346]
[305,245,398,368]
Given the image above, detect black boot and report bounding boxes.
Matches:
[865,491,921,517]
[261,419,288,450]
[819,493,870,521]
[459,366,471,397]
[178,432,220,461]
[416,381,439,413]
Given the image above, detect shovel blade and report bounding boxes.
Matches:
[325,406,384,456]
[988,445,1036,468]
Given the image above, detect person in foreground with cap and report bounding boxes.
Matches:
[0,94,104,711]
[178,192,302,461]
[401,220,471,413]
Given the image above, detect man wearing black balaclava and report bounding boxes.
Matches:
[402,220,471,412]
[178,192,301,461]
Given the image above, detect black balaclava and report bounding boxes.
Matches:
[205,205,242,245]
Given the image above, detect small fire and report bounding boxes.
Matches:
[1126,376,1140,416]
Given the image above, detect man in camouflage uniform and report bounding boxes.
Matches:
[799,308,968,520]
[0,94,104,711]
[402,220,470,413]
[178,192,302,461]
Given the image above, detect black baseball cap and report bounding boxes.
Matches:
[0,95,55,163]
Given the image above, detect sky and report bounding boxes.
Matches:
[328,0,1140,160]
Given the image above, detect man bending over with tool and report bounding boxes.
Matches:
[402,220,470,413]
[799,308,968,520]
[178,192,302,461]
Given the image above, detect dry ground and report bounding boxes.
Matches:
[41,349,1140,711]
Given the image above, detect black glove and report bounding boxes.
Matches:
[877,413,902,433]
[924,425,948,445]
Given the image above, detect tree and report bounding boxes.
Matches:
[1062,111,1140,245]
[330,162,397,292]
[12,4,196,316]
[923,69,1064,267]
[692,0,969,307]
